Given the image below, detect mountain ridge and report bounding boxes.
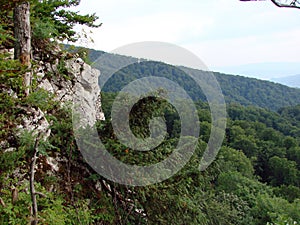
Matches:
[83,47,300,111]
[214,62,300,80]
[271,74,300,88]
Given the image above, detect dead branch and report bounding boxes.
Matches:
[270,0,300,8]
[30,132,41,225]
[0,197,6,207]
[35,192,47,198]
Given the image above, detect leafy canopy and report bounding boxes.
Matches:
[0,0,101,48]
[31,0,101,42]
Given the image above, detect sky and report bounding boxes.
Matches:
[73,0,300,79]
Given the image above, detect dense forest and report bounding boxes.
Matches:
[87,48,300,111]
[1,1,300,224]
[97,92,300,224]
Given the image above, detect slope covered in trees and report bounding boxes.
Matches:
[86,48,300,111]
[98,92,300,224]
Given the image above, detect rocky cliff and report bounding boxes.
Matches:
[1,47,104,153]
[0,47,109,223]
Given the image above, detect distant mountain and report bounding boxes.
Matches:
[214,62,300,80]
[85,48,300,111]
[271,74,300,88]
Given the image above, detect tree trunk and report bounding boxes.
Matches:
[14,1,31,96]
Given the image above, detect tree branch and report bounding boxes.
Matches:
[35,192,47,198]
[30,132,41,225]
[270,0,300,8]
[0,197,6,207]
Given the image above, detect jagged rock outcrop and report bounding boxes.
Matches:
[1,52,104,149]
[66,58,105,126]
[2,46,105,129]
[28,57,105,179]
[1,47,104,185]
[38,58,105,127]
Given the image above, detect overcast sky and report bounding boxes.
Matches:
[74,0,300,78]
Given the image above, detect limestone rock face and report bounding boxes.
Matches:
[32,57,104,175]
[16,106,51,141]
[1,50,105,178]
[18,58,103,139]
[1,45,107,200]
[37,58,105,127]
[66,59,105,127]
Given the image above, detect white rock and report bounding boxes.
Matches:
[18,106,51,140]
[46,156,59,172]
[4,147,16,153]
[38,79,54,93]
[65,59,105,127]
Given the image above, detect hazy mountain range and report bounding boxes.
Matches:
[271,74,300,88]
[214,62,300,88]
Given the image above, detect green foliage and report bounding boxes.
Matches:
[31,18,58,40]
[0,24,14,46]
[267,215,299,225]
[0,93,19,145]
[0,180,32,224]
[25,88,58,112]
[273,185,300,202]
[268,156,299,186]
[47,104,75,154]
[0,56,30,170]
[96,90,300,224]
[0,144,25,173]
[2,84,300,224]
[216,171,272,205]
[87,48,300,111]
[217,146,255,178]
[0,0,101,64]
[31,0,101,42]
[0,55,24,95]
[252,195,300,224]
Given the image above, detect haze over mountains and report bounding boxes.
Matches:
[271,74,300,88]
[214,62,300,88]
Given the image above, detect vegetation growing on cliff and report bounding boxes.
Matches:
[0,1,300,224]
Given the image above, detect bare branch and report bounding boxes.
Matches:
[0,197,6,207]
[270,0,300,8]
[30,132,41,225]
[35,192,47,198]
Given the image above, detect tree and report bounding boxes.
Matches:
[268,156,299,186]
[13,1,31,96]
[217,146,255,178]
[1,0,101,49]
[0,0,102,94]
[30,0,102,42]
[1,1,102,223]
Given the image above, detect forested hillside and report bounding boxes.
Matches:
[98,92,300,224]
[86,48,300,111]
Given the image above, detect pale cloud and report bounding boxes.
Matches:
[74,0,300,71]
[185,28,300,68]
[90,11,214,50]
